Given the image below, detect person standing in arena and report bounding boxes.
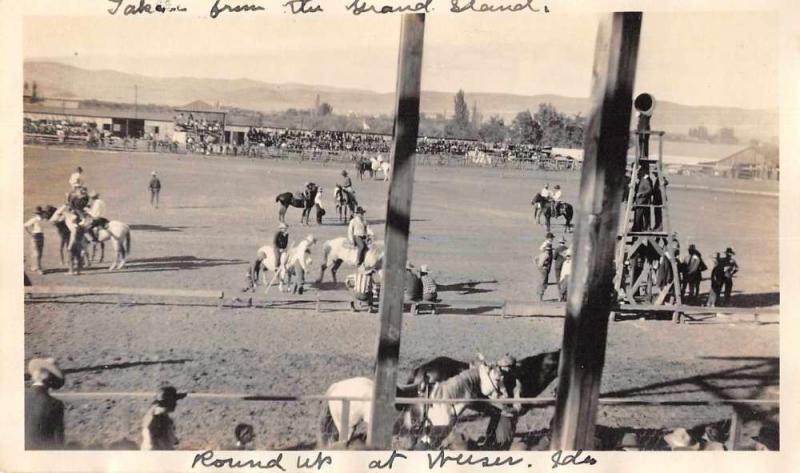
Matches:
[149,172,161,208]
[535,232,555,301]
[314,187,326,224]
[348,207,370,268]
[24,206,46,274]
[272,223,290,273]
[25,358,66,450]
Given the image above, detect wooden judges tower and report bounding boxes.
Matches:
[613,93,682,309]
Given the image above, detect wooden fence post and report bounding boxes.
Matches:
[550,12,643,450]
[367,13,426,449]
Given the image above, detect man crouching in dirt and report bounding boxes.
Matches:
[346,265,379,312]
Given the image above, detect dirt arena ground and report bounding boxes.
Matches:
[23,146,779,450]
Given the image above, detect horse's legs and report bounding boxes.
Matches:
[331,259,343,283]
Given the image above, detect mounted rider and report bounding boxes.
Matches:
[340,170,355,201]
[85,191,109,242]
[347,206,370,268]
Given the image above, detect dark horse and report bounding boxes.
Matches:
[334,184,358,223]
[542,201,574,233]
[531,194,549,224]
[356,158,373,180]
[276,184,318,225]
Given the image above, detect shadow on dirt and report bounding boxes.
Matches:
[438,280,498,295]
[129,224,194,232]
[104,255,247,273]
[62,358,193,375]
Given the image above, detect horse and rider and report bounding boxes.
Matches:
[531,184,573,232]
[275,182,318,225]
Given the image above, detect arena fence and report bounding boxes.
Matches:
[25,285,779,324]
[50,390,778,450]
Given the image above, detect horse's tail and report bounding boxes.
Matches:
[317,400,336,447]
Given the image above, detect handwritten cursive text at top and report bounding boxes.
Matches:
[107,0,187,15]
[450,0,548,13]
[209,0,265,18]
[345,0,433,15]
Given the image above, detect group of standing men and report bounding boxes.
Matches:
[534,232,572,302]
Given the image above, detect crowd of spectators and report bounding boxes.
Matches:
[175,113,224,154]
[24,118,97,142]
[247,128,392,154]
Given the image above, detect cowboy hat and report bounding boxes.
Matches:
[89,191,98,198]
[355,206,365,214]
[35,206,44,215]
[405,261,414,270]
[151,171,156,175]
[28,358,65,389]
[305,234,316,243]
[155,386,187,406]
[279,223,288,230]
[725,247,735,255]
[235,423,255,443]
[419,265,429,273]
[663,428,700,450]
[545,232,555,239]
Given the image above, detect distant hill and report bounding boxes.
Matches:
[24,61,778,140]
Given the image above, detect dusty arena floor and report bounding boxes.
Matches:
[23,146,779,450]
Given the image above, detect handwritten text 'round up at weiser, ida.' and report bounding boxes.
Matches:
[106,0,550,18]
[190,449,597,470]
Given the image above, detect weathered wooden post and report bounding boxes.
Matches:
[550,12,642,450]
[368,13,426,449]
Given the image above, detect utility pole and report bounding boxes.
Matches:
[550,12,642,450]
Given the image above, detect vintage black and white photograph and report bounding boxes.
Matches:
[14,6,784,462]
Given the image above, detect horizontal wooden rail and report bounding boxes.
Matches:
[26,286,777,320]
[52,391,778,407]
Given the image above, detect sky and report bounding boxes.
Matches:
[23,12,779,109]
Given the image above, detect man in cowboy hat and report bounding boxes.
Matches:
[340,170,354,201]
[314,187,326,224]
[272,223,290,273]
[483,354,522,449]
[419,265,439,302]
[85,191,109,242]
[681,244,707,301]
[719,247,739,305]
[347,264,378,312]
[559,247,573,302]
[141,386,187,450]
[535,233,555,301]
[347,206,370,268]
[149,171,161,208]
[69,166,84,190]
[707,253,725,307]
[25,357,66,449]
[404,261,422,303]
[24,206,47,274]
[552,236,569,283]
[551,184,562,202]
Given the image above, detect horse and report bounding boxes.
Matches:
[356,159,373,180]
[278,236,316,294]
[404,356,470,395]
[41,204,91,269]
[275,185,318,225]
[531,194,549,224]
[542,201,574,233]
[318,377,374,448]
[371,157,391,182]
[334,185,357,223]
[317,237,384,284]
[406,359,505,448]
[88,220,132,270]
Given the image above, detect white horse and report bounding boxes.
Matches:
[318,377,374,448]
[89,221,132,270]
[317,237,384,283]
[370,156,391,182]
[251,236,316,294]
